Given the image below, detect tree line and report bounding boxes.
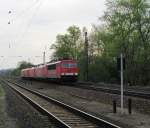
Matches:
[10,61,33,76]
[51,0,150,85]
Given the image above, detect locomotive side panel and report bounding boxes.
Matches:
[47,63,57,78]
[56,63,61,78]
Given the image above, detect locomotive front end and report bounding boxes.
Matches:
[60,60,79,82]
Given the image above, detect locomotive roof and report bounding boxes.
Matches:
[35,59,76,66]
[47,61,61,65]
[21,59,77,71]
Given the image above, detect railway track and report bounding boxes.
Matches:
[73,83,150,99]
[1,79,121,128]
[8,77,150,99]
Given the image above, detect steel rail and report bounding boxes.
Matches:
[71,83,150,99]
[9,78,150,99]
[2,79,71,128]
[2,79,121,128]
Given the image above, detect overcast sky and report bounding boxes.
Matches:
[0,0,106,69]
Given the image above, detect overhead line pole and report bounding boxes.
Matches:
[84,32,88,81]
[120,53,124,114]
[43,51,46,65]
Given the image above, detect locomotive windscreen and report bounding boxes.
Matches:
[62,63,77,68]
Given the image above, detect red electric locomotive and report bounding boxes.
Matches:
[21,59,79,82]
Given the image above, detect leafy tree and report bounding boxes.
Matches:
[102,0,150,85]
[67,25,81,59]
[51,34,72,58]
[17,61,33,70]
[51,25,81,59]
[51,0,150,85]
[11,61,33,76]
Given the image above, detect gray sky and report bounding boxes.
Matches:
[0,0,106,69]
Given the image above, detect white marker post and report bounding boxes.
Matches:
[120,53,124,114]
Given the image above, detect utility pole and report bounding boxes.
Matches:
[84,32,88,81]
[120,53,124,114]
[28,58,30,63]
[43,51,46,65]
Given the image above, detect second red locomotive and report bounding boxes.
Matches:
[21,59,79,82]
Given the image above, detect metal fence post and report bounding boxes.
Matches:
[128,99,132,114]
[113,100,117,113]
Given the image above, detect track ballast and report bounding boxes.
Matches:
[2,79,121,128]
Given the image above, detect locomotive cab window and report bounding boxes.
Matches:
[47,64,56,70]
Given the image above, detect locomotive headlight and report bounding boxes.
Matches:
[75,73,78,75]
[61,73,65,75]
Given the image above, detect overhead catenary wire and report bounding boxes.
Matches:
[3,0,39,33]
[1,0,46,69]
[16,0,44,44]
[0,56,42,58]
[0,55,43,67]
[14,0,41,19]
[7,0,44,49]
[8,0,41,24]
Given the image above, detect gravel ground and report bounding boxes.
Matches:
[13,80,150,128]
[0,84,20,128]
[38,87,150,128]
[19,80,150,128]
